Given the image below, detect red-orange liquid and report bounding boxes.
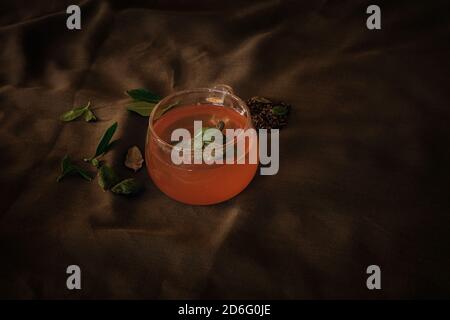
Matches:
[146,104,258,205]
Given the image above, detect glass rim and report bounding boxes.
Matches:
[148,87,253,150]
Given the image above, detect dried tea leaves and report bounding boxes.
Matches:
[246,96,291,129]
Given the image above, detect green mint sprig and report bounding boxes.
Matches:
[111,178,142,195]
[127,101,156,116]
[126,88,161,103]
[57,155,93,182]
[60,101,97,122]
[125,88,163,117]
[98,164,120,190]
[84,122,118,166]
[98,164,142,195]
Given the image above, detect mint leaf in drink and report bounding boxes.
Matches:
[83,109,97,122]
[60,102,91,122]
[98,164,120,190]
[216,121,225,131]
[126,89,161,103]
[201,127,216,147]
[191,127,212,150]
[191,121,226,149]
[111,178,142,195]
[127,101,156,116]
[57,155,93,182]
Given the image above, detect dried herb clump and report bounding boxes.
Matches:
[246,96,291,129]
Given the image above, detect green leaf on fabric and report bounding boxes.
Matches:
[98,164,120,190]
[111,178,142,195]
[95,122,118,157]
[83,109,97,122]
[57,155,93,182]
[84,122,118,165]
[60,102,91,122]
[127,101,156,116]
[126,89,161,103]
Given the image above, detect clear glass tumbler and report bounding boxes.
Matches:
[145,85,258,205]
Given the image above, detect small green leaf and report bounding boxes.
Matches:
[90,158,101,168]
[126,89,161,103]
[84,122,118,165]
[127,101,156,116]
[271,105,289,116]
[84,109,97,122]
[57,155,93,182]
[57,155,72,181]
[95,122,118,158]
[60,102,90,122]
[111,178,142,195]
[98,165,120,190]
[84,158,103,169]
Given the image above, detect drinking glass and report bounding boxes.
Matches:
[145,85,258,205]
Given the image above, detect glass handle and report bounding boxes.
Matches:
[212,84,234,94]
[207,84,234,105]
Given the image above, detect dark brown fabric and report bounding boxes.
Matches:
[0,0,449,299]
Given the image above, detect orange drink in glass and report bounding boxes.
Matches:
[145,86,258,205]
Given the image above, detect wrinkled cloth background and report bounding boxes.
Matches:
[0,0,449,299]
